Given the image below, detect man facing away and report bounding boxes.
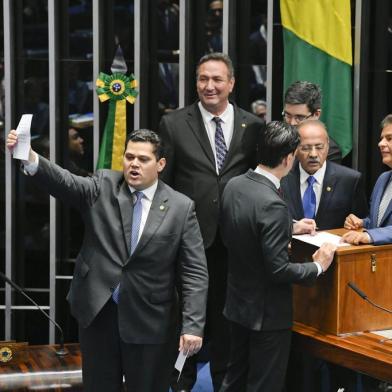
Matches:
[281,119,368,231]
[283,80,342,163]
[158,52,263,391]
[7,128,208,392]
[220,121,336,392]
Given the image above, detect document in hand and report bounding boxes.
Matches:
[13,114,33,160]
[292,231,350,248]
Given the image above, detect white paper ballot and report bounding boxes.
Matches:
[174,349,188,381]
[13,114,33,160]
[292,231,350,248]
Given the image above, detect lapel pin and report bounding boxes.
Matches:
[326,186,332,192]
[160,205,165,211]
[241,123,246,128]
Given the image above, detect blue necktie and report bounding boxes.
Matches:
[212,117,228,172]
[112,191,144,304]
[302,176,316,219]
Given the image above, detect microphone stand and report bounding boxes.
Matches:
[0,272,68,356]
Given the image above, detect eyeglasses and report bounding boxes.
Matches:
[282,111,313,124]
[298,144,326,152]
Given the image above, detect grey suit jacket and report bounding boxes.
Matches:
[221,170,318,331]
[33,156,208,344]
[281,161,368,230]
[158,101,263,248]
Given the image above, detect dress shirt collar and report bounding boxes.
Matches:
[128,180,158,201]
[198,101,233,124]
[254,166,280,189]
[299,161,327,186]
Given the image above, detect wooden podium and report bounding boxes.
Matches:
[291,229,392,335]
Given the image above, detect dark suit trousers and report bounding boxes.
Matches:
[220,321,291,392]
[174,235,230,391]
[79,299,176,392]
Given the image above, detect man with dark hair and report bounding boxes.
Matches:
[158,52,263,391]
[281,119,367,230]
[6,128,208,392]
[344,114,392,245]
[220,121,336,392]
[283,81,342,163]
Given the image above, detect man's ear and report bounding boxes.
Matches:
[313,109,321,119]
[157,157,166,172]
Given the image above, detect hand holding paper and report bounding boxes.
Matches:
[11,114,33,160]
[174,349,188,381]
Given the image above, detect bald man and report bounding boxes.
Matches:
[281,120,367,230]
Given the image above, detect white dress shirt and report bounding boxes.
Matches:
[198,101,234,174]
[128,182,158,243]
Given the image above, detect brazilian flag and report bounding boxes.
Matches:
[281,0,352,157]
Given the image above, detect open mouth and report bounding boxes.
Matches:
[129,170,140,179]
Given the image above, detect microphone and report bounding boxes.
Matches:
[0,271,68,356]
[347,281,367,300]
[347,281,392,315]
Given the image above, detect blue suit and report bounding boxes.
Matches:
[364,170,392,244]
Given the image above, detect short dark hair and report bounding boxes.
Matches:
[284,81,322,113]
[125,129,164,159]
[381,114,392,130]
[196,52,234,79]
[259,121,300,168]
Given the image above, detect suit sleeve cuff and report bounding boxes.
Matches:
[314,261,323,276]
[22,152,39,175]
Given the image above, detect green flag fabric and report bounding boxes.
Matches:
[281,0,353,157]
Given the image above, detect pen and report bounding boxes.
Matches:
[292,219,319,230]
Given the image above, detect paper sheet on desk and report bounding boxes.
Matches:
[292,231,350,248]
[13,114,33,160]
[372,329,392,339]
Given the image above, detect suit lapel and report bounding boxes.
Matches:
[186,103,216,168]
[378,172,392,226]
[316,163,337,219]
[117,181,133,259]
[129,181,169,259]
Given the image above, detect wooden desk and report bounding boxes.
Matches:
[292,322,392,383]
[0,343,82,391]
[292,228,392,334]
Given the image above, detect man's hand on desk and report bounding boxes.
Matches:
[341,231,372,245]
[293,218,317,235]
[312,242,337,273]
[344,214,364,230]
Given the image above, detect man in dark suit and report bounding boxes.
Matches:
[344,114,392,245]
[283,80,342,163]
[281,119,368,230]
[158,52,263,391]
[6,129,208,392]
[220,121,336,392]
